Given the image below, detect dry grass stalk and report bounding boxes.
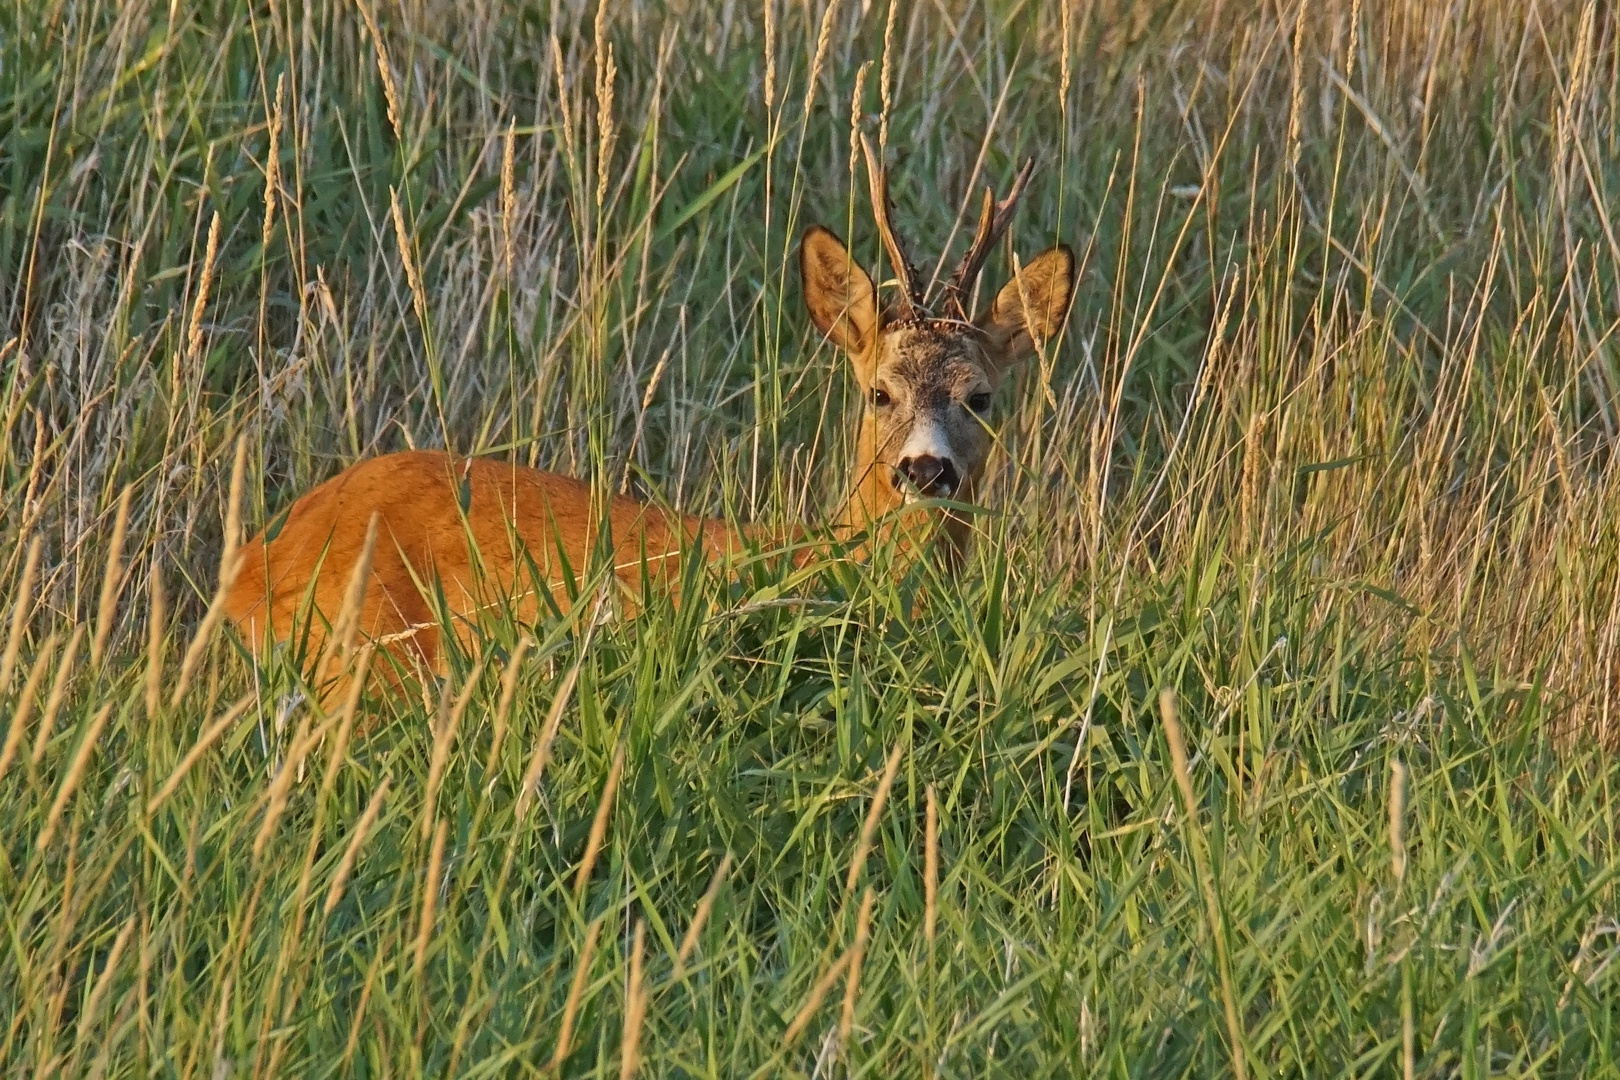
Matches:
[924,784,938,948]
[500,119,517,282]
[75,914,136,1043]
[782,950,853,1049]
[0,535,42,694]
[423,655,484,841]
[484,636,532,792]
[90,485,134,668]
[414,818,450,983]
[447,655,486,735]
[18,412,45,538]
[1009,255,1060,411]
[254,706,315,862]
[801,0,839,124]
[319,646,373,801]
[1058,0,1072,120]
[1389,759,1408,887]
[592,1,617,215]
[619,348,674,493]
[323,774,393,916]
[0,632,57,784]
[1159,688,1247,1080]
[356,0,402,141]
[32,623,85,763]
[252,683,362,854]
[1391,757,1414,1076]
[618,919,647,1080]
[550,34,575,170]
[673,851,733,979]
[515,654,588,821]
[145,693,257,816]
[37,702,115,851]
[845,742,904,895]
[261,72,284,254]
[762,0,776,122]
[838,886,875,1047]
[203,973,234,1080]
[339,948,384,1072]
[144,563,166,720]
[549,916,604,1071]
[313,264,340,328]
[321,513,380,687]
[573,742,627,901]
[184,212,221,368]
[1401,968,1416,1080]
[171,437,247,707]
[46,815,82,1021]
[390,188,429,330]
[222,434,248,572]
[878,0,897,151]
[1239,410,1266,548]
[849,61,871,169]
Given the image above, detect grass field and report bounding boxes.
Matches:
[4,0,1620,1074]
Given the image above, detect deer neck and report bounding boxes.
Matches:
[836,410,899,531]
[833,410,971,566]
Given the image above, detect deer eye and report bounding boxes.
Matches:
[871,387,892,408]
[967,391,992,413]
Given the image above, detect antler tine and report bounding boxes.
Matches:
[943,157,1036,320]
[860,134,924,320]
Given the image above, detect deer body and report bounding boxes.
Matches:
[224,450,745,670]
[226,142,1074,682]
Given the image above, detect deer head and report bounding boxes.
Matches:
[801,138,1076,549]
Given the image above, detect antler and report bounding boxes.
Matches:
[941,157,1035,321]
[860,134,926,321]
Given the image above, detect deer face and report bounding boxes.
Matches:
[802,140,1076,519]
[800,223,1075,509]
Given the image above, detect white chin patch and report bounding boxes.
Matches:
[901,485,953,505]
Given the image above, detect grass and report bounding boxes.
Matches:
[4,0,1620,1074]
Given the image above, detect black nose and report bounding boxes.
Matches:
[893,454,959,496]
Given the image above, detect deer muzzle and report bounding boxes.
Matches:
[894,454,960,499]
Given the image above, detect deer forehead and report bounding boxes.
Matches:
[877,326,992,398]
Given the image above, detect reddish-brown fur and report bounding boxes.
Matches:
[224,451,747,676]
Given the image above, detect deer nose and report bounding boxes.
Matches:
[893,454,959,497]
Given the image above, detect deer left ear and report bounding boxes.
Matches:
[800,226,879,361]
[977,245,1075,368]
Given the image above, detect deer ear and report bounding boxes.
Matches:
[800,226,879,364]
[977,244,1075,368]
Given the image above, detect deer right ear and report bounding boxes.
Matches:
[977,244,1076,370]
[800,226,879,363]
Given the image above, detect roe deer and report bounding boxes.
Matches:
[225,138,1075,683]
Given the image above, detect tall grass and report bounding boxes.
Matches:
[3,0,1620,1073]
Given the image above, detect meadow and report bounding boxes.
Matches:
[3,0,1620,1074]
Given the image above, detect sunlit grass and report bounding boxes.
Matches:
[3,0,1620,1074]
